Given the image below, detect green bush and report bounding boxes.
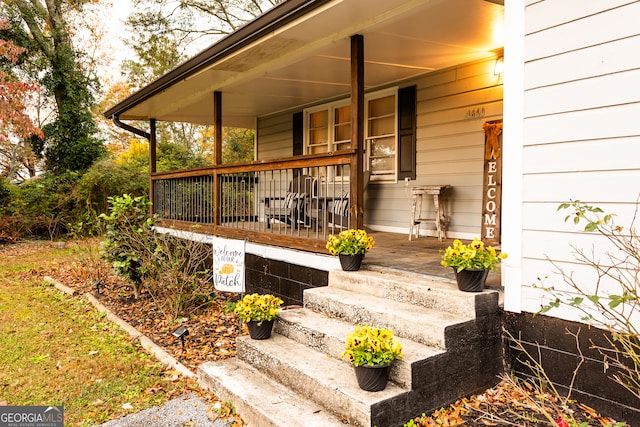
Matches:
[0,178,10,210]
[77,159,149,217]
[100,194,153,298]
[138,234,215,319]
[0,160,149,241]
[100,194,215,318]
[5,172,80,239]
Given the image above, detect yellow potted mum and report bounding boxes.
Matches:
[326,229,375,271]
[341,325,403,392]
[233,293,284,339]
[440,238,507,292]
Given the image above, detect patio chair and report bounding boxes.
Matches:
[264,174,316,229]
[326,171,370,230]
[327,193,351,229]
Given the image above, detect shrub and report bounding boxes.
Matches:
[5,172,80,239]
[137,233,216,320]
[77,159,149,219]
[100,194,153,298]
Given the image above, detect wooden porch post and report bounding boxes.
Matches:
[149,118,157,215]
[350,34,364,230]
[213,91,223,226]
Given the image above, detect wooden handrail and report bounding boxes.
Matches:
[151,150,361,253]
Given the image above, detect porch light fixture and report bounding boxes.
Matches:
[172,326,189,350]
[494,55,504,78]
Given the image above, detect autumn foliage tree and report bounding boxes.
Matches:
[0,19,42,180]
[3,0,106,174]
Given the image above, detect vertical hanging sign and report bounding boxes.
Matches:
[481,121,503,245]
[212,237,245,293]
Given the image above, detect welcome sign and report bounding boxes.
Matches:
[481,121,503,245]
[212,237,246,293]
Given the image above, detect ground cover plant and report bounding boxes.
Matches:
[0,240,242,426]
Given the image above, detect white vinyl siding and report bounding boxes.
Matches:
[256,114,293,160]
[367,57,503,235]
[514,1,640,318]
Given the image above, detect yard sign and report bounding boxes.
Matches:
[212,237,246,293]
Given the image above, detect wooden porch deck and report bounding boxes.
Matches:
[363,232,502,289]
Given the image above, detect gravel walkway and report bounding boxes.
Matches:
[96,394,231,427]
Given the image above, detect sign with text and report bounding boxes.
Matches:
[481,121,503,245]
[0,406,64,427]
[212,237,245,293]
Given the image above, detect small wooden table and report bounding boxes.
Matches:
[409,185,450,241]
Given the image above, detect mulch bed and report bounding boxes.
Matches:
[1,240,630,426]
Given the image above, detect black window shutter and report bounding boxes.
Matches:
[397,85,416,180]
[292,112,303,156]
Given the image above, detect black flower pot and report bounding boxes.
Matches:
[454,268,489,292]
[339,253,364,271]
[353,364,392,392]
[246,319,274,340]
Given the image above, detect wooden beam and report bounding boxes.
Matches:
[149,118,157,173]
[213,92,223,227]
[149,118,157,217]
[213,91,223,166]
[350,34,364,230]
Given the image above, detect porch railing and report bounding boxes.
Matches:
[151,151,356,252]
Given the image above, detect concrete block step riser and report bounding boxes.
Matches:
[274,315,344,360]
[197,363,279,427]
[198,360,349,427]
[303,292,448,349]
[329,270,496,317]
[275,314,414,389]
[237,338,373,427]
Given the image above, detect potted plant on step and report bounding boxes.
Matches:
[233,293,284,339]
[326,229,375,271]
[440,238,507,292]
[341,325,403,392]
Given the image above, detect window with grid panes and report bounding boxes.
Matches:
[303,88,405,183]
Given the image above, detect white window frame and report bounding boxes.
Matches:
[365,88,398,183]
[303,87,399,183]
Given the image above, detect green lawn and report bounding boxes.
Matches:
[0,242,198,426]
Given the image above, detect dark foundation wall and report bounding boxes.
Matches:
[244,253,328,306]
[504,312,640,425]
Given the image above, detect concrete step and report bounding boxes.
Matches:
[329,269,499,317]
[235,332,409,427]
[303,286,469,349]
[198,358,347,427]
[198,269,502,427]
[276,307,445,389]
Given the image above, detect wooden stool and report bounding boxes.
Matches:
[409,185,450,241]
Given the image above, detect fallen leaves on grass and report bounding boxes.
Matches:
[1,240,246,426]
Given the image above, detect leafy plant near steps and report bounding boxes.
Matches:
[100,194,216,319]
[539,200,640,401]
[100,194,153,298]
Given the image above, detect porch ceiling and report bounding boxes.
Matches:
[106,0,504,129]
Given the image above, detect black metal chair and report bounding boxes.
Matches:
[264,174,316,229]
